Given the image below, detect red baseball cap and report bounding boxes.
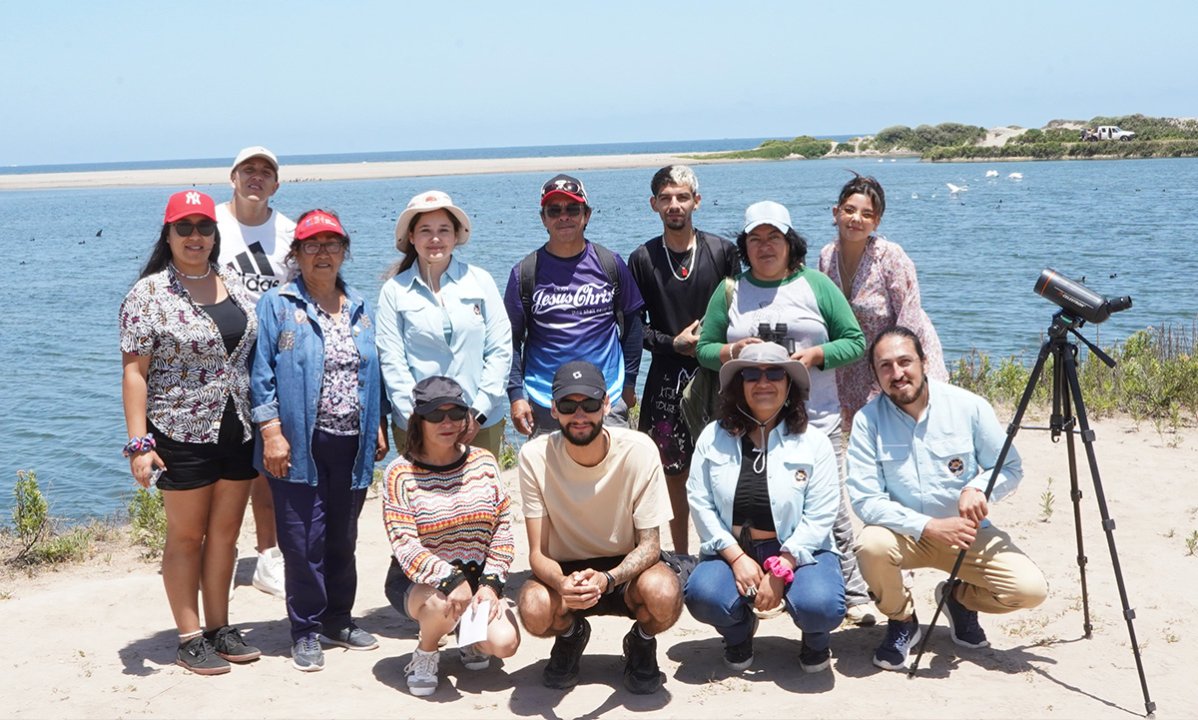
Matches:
[540,174,589,206]
[163,190,217,223]
[294,210,347,241]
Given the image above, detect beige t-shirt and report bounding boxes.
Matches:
[519,427,672,562]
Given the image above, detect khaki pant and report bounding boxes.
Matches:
[856,524,1048,620]
[391,418,507,461]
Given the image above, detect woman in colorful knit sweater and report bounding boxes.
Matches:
[381,376,520,697]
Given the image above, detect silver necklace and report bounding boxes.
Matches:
[666,241,695,281]
[170,262,212,280]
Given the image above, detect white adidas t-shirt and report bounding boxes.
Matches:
[216,202,296,300]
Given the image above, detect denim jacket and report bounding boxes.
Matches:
[250,276,383,490]
[686,421,840,567]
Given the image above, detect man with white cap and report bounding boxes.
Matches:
[217,145,295,599]
[517,360,681,694]
[504,173,645,438]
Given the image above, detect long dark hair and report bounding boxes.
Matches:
[837,172,886,220]
[288,208,349,292]
[716,372,809,437]
[735,226,808,274]
[403,409,469,460]
[389,209,464,277]
[138,223,223,280]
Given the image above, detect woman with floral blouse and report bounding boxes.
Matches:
[120,190,261,676]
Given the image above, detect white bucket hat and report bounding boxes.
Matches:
[394,190,472,252]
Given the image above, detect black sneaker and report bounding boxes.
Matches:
[799,640,832,673]
[176,634,230,676]
[543,617,590,689]
[872,615,922,671]
[622,625,664,695]
[937,580,990,648]
[206,625,261,663]
[723,616,757,671]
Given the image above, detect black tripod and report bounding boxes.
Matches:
[908,311,1156,717]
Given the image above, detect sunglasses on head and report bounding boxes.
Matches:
[556,397,603,414]
[741,366,788,383]
[422,406,468,423]
[544,203,585,219]
[173,220,217,237]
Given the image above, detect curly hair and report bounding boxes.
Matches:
[716,371,810,437]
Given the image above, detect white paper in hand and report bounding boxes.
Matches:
[457,600,490,646]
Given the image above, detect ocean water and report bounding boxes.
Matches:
[1,151,1195,521]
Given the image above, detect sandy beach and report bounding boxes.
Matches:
[0,152,752,191]
[2,414,1194,719]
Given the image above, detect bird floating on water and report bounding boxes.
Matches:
[1008,172,1023,180]
[985,169,999,177]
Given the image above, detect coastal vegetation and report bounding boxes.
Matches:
[710,115,1198,161]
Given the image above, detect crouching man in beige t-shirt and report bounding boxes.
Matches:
[517,361,683,695]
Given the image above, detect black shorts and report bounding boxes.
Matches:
[558,555,637,619]
[148,402,256,491]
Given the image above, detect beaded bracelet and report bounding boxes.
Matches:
[122,434,156,458]
[763,556,795,584]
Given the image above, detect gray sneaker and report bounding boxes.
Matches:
[292,633,325,672]
[321,623,379,651]
[176,635,230,676]
[459,642,491,671]
[405,648,440,696]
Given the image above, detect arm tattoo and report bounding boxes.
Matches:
[609,527,661,586]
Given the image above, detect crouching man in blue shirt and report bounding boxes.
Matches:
[846,326,1047,672]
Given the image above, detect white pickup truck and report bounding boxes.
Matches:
[1080,125,1137,141]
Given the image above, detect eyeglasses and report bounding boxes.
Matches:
[741,366,787,383]
[544,203,585,219]
[556,397,603,414]
[422,406,468,423]
[299,241,346,255]
[173,220,217,237]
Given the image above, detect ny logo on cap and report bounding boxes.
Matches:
[185,191,202,205]
[572,370,582,379]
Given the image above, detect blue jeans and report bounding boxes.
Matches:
[684,542,844,651]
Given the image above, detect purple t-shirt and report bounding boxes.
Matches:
[504,242,644,407]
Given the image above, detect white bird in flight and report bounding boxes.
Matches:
[946,182,968,194]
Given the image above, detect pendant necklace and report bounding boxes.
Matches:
[666,243,695,281]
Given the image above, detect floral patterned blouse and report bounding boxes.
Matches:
[119,264,258,443]
[818,235,949,425]
[314,301,361,436]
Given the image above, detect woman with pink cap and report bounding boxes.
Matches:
[250,209,388,672]
[376,190,512,459]
[119,190,261,675]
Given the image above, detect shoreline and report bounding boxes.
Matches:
[0,152,757,191]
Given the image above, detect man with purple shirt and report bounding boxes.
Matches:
[505,174,645,437]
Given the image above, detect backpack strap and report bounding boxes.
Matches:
[590,243,624,339]
[517,249,539,344]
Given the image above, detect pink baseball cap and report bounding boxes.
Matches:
[163,190,217,223]
[294,210,348,240]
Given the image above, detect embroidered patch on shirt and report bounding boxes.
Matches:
[294,310,309,324]
[794,468,808,485]
[947,457,965,476]
[279,331,295,351]
[358,315,372,329]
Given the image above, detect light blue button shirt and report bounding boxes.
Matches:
[376,256,512,431]
[846,379,1021,541]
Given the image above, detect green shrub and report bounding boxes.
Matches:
[128,487,167,558]
[12,470,48,547]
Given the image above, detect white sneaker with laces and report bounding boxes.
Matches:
[252,547,286,599]
[405,648,440,696]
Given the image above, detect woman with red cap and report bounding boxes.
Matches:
[250,209,389,672]
[119,190,262,675]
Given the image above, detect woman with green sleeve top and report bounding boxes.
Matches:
[695,200,878,626]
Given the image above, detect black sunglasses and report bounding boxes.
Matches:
[173,220,217,237]
[544,203,585,219]
[741,366,788,383]
[422,406,468,423]
[556,397,603,414]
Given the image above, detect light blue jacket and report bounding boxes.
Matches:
[686,421,840,567]
[846,379,1022,541]
[376,256,512,431]
[250,277,384,490]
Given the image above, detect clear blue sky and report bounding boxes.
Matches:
[3,0,1194,166]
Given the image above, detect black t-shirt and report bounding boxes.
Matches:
[628,230,738,359]
[732,434,775,531]
[200,296,248,355]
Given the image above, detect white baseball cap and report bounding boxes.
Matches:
[743,200,792,235]
[230,146,279,174]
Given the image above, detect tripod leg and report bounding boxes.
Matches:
[1061,347,1156,716]
[908,338,1053,677]
[1058,344,1093,637]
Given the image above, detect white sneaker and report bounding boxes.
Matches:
[252,547,286,599]
[405,648,439,696]
[845,602,879,627]
[459,642,491,671]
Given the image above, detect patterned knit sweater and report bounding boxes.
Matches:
[382,447,515,587]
